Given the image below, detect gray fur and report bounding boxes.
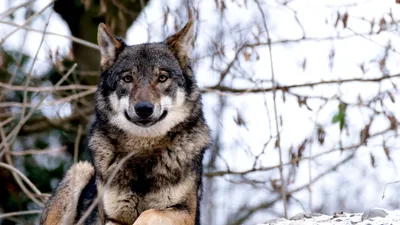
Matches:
[40,21,211,225]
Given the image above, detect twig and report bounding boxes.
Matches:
[0,88,96,109]
[205,126,392,177]
[0,82,94,92]
[228,152,355,225]
[9,146,66,156]
[381,180,400,199]
[254,0,287,218]
[0,64,77,153]
[0,0,35,18]
[0,20,29,102]
[0,0,55,45]
[0,210,42,219]
[74,125,83,164]
[0,162,42,197]
[0,20,100,50]
[0,126,44,206]
[202,73,400,94]
[0,11,54,207]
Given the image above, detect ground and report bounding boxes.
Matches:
[262,209,400,225]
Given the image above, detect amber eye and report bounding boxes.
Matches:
[158,74,168,83]
[122,75,133,83]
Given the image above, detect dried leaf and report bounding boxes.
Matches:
[233,111,247,129]
[342,12,349,28]
[274,137,280,149]
[388,92,395,103]
[379,57,386,70]
[360,123,371,144]
[387,114,398,131]
[297,96,312,111]
[163,7,170,26]
[317,126,325,145]
[359,63,365,74]
[383,145,391,161]
[379,17,386,31]
[296,139,308,166]
[334,11,341,28]
[370,153,375,167]
[369,19,375,34]
[302,58,307,71]
[282,90,286,103]
[243,52,251,61]
[270,179,280,191]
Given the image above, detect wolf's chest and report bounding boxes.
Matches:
[117,148,185,195]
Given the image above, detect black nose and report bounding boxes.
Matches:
[134,101,154,118]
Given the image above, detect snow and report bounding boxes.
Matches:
[261,209,400,225]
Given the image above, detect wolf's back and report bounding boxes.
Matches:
[40,161,99,225]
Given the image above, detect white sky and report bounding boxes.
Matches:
[1,0,400,224]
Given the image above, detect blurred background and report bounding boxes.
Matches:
[1,0,400,224]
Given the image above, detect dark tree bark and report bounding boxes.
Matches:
[54,0,149,72]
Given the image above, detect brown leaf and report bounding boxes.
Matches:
[369,19,375,34]
[302,58,307,71]
[360,123,370,144]
[370,153,375,168]
[233,111,247,129]
[317,126,325,145]
[163,7,170,26]
[296,139,307,166]
[379,17,386,31]
[270,179,280,191]
[342,12,349,28]
[383,145,391,161]
[379,58,386,70]
[334,11,341,28]
[243,52,251,61]
[387,114,398,131]
[297,96,312,111]
[274,137,280,149]
[388,92,395,103]
[359,63,365,74]
[282,90,286,103]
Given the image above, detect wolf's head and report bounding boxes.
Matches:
[95,21,201,137]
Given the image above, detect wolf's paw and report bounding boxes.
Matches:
[133,209,174,225]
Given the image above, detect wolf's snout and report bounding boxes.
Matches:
[135,101,154,118]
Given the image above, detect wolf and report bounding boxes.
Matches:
[40,20,211,225]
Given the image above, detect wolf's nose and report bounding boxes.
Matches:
[135,101,154,118]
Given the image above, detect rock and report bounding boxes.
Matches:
[260,209,400,225]
[263,218,288,224]
[361,208,388,221]
[290,212,323,220]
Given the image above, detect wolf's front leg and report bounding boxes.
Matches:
[102,186,140,225]
[132,208,195,225]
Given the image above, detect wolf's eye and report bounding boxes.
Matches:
[122,75,133,83]
[158,74,168,83]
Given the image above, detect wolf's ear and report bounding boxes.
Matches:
[164,20,194,67]
[97,23,125,70]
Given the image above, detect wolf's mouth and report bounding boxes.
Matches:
[124,110,168,127]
